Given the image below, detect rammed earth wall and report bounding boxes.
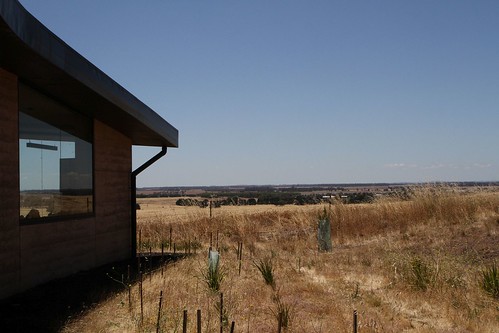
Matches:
[0,67,20,298]
[0,67,132,298]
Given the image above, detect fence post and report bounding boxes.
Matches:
[220,293,224,333]
[353,309,358,333]
[197,309,202,333]
[230,321,235,333]
[139,273,144,325]
[183,309,188,333]
[169,225,173,251]
[139,229,142,253]
[156,290,163,333]
[238,242,243,276]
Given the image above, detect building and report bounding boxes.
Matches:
[0,0,178,298]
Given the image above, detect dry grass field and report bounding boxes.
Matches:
[63,187,499,332]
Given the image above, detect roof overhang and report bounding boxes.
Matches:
[0,0,178,147]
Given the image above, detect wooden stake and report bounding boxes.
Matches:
[139,229,142,253]
[183,309,188,333]
[149,247,153,282]
[238,242,243,276]
[139,273,144,325]
[156,290,163,333]
[169,225,173,251]
[220,293,224,333]
[197,309,202,333]
[353,309,358,333]
[128,283,132,312]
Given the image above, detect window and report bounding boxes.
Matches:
[19,84,93,221]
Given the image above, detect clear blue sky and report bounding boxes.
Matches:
[19,0,499,186]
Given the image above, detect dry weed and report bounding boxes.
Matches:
[63,188,499,333]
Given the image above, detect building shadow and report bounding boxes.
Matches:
[0,253,187,333]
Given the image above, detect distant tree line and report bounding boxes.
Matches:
[174,191,378,207]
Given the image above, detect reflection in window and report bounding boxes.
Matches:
[19,84,93,220]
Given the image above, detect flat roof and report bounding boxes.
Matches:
[0,0,178,147]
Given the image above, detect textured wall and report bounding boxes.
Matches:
[0,68,20,299]
[1,85,133,297]
[18,120,132,293]
[93,120,132,266]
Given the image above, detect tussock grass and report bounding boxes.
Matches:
[63,187,499,333]
[481,262,499,299]
[254,256,276,289]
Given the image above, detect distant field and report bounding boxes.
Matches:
[137,196,321,220]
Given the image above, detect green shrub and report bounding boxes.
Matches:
[254,256,275,289]
[480,263,499,299]
[202,264,225,293]
[272,294,293,330]
[409,257,432,291]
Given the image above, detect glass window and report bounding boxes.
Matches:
[19,84,93,221]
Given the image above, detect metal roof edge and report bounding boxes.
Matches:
[0,0,178,147]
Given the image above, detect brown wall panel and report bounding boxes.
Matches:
[94,120,132,260]
[94,230,130,266]
[0,76,134,298]
[0,68,20,298]
[20,218,95,289]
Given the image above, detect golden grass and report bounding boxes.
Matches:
[63,188,499,332]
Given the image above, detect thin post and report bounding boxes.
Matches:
[210,200,212,218]
[183,309,188,333]
[230,321,235,333]
[161,242,165,276]
[174,243,176,254]
[353,309,358,333]
[238,242,243,276]
[169,225,173,251]
[216,231,219,251]
[156,291,163,333]
[197,309,202,333]
[149,247,153,282]
[128,283,132,312]
[139,229,142,253]
[126,263,131,311]
[220,293,224,333]
[139,273,144,325]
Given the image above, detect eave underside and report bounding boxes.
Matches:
[0,0,178,147]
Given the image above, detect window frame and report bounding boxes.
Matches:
[18,82,95,224]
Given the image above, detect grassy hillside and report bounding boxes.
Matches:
[63,187,499,332]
